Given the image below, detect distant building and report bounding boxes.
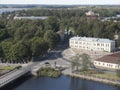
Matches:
[69,36,115,52]
[94,52,120,69]
[85,10,99,20]
[14,16,48,20]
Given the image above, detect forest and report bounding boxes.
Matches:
[0,7,120,63]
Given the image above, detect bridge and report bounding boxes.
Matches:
[0,62,37,88]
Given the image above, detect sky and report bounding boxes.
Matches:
[0,0,120,5]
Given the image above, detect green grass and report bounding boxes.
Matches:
[0,66,16,70]
[79,70,102,74]
[93,73,120,81]
[78,69,120,81]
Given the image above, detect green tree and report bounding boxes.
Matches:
[71,53,94,72]
[0,40,13,61]
[0,29,9,41]
[44,30,60,49]
[31,37,49,57]
[0,45,3,57]
[9,41,31,61]
[71,54,80,72]
[34,29,44,37]
[80,53,91,71]
[45,16,59,32]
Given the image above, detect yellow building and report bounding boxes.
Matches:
[69,36,115,52]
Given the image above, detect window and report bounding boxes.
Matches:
[115,66,118,68]
[106,44,109,47]
[101,44,104,46]
[75,41,78,44]
[97,43,100,46]
[79,42,81,44]
[101,48,104,50]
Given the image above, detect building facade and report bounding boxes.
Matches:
[69,36,115,52]
[94,52,120,69]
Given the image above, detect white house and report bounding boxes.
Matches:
[69,36,115,52]
[94,52,120,69]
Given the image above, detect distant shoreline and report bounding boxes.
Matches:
[0,8,28,14]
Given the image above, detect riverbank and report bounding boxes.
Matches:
[32,66,120,86]
[63,72,120,87]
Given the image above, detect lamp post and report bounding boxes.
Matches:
[32,53,34,62]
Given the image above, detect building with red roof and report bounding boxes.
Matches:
[94,52,120,69]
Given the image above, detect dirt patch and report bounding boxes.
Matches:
[62,48,111,61]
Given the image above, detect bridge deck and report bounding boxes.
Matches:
[0,69,29,88]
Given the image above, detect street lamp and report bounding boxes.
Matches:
[32,53,34,62]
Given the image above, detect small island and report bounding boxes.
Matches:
[37,67,61,78]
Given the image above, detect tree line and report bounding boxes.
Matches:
[10,8,120,39]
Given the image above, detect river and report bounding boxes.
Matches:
[4,75,120,90]
[0,8,28,14]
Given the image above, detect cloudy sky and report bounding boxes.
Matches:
[0,0,120,5]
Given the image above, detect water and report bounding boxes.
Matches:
[9,75,120,90]
[0,8,27,14]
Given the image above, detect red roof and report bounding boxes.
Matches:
[96,52,120,64]
[108,52,120,57]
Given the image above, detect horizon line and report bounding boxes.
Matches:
[0,4,120,5]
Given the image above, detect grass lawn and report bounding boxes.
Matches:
[93,73,120,81]
[0,66,16,70]
[79,70,120,81]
